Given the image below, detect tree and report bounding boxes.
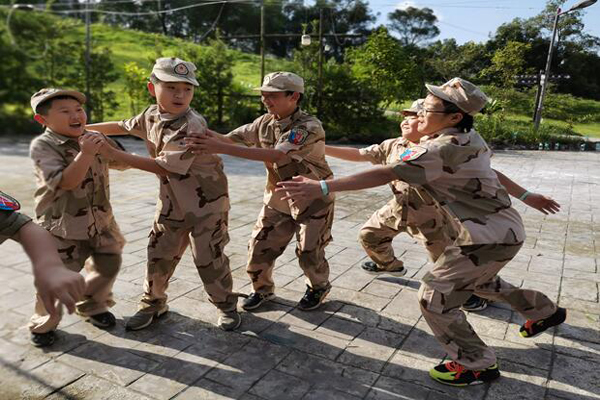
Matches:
[387,7,440,46]
[346,28,419,106]
[425,39,490,83]
[184,37,236,126]
[481,41,532,87]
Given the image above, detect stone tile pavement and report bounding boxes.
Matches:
[0,137,598,400]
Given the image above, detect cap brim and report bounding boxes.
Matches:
[253,86,286,92]
[154,71,199,87]
[425,84,455,105]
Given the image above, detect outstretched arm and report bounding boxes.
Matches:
[185,134,289,164]
[325,145,368,162]
[276,166,397,202]
[87,122,127,136]
[101,144,168,176]
[494,169,560,215]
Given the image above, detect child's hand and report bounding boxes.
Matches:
[523,193,561,215]
[184,133,223,154]
[35,267,85,316]
[79,132,104,156]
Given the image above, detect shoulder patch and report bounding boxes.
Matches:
[0,191,20,211]
[399,146,427,162]
[288,128,308,145]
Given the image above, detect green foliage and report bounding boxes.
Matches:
[387,7,440,46]
[185,37,257,128]
[346,27,419,106]
[123,62,150,115]
[319,64,395,142]
[481,41,532,86]
[425,39,489,83]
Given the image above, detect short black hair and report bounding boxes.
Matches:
[441,99,473,133]
[285,91,303,106]
[36,95,83,115]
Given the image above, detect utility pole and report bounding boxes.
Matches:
[260,0,265,112]
[260,1,265,85]
[85,0,92,119]
[533,7,560,132]
[533,0,597,132]
[317,8,323,118]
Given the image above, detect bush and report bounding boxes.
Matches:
[475,112,586,150]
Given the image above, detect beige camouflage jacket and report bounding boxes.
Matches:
[29,128,123,240]
[227,108,334,221]
[119,105,229,228]
[390,128,526,245]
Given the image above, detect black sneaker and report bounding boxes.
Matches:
[361,261,406,277]
[30,331,55,347]
[461,295,488,312]
[519,307,567,338]
[87,311,116,329]
[242,292,275,311]
[430,361,500,386]
[297,284,331,311]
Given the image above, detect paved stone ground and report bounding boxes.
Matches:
[0,137,598,400]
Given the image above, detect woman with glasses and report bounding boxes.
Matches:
[276,78,566,387]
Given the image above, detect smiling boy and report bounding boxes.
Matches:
[28,88,126,346]
[184,72,335,312]
[88,57,240,331]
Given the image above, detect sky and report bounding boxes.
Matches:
[367,0,600,44]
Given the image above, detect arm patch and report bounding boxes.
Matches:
[0,192,20,211]
[288,128,308,145]
[399,146,428,162]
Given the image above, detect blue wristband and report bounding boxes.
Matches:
[319,180,329,196]
[518,190,531,201]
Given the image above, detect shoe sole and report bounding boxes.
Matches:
[430,375,499,386]
[363,268,407,277]
[126,308,168,331]
[87,316,116,329]
[297,288,331,311]
[461,304,488,312]
[242,293,276,311]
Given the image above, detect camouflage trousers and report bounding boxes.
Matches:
[418,242,558,369]
[29,226,125,333]
[139,212,237,312]
[247,203,334,294]
[358,199,451,269]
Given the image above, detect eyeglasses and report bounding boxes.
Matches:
[419,108,452,116]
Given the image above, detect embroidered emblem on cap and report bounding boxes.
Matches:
[399,146,427,162]
[288,128,308,145]
[0,191,20,211]
[174,63,189,76]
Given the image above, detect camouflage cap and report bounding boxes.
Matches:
[30,88,86,114]
[425,78,488,116]
[152,57,199,86]
[255,71,304,94]
[402,98,424,116]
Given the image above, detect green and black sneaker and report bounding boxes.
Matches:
[519,307,567,338]
[429,361,500,386]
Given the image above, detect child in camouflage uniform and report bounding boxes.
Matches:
[184,72,334,312]
[325,99,560,312]
[28,89,126,346]
[277,78,566,387]
[0,191,85,342]
[88,57,240,331]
